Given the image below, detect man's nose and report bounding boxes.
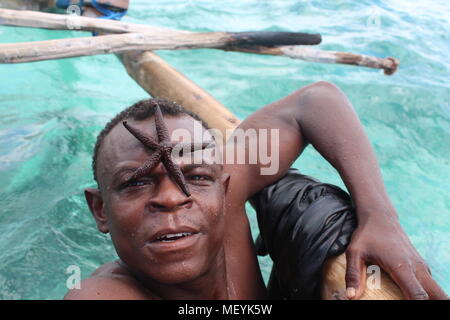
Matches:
[148,174,192,213]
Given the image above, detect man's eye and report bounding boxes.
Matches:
[128,181,145,186]
[123,179,151,188]
[188,175,211,182]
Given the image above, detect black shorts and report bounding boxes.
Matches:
[250,168,357,299]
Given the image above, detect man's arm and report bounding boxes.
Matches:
[229,81,387,208]
[227,81,447,300]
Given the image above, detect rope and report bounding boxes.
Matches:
[90,0,128,21]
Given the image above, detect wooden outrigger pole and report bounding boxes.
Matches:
[0,2,403,300]
[0,8,398,74]
[0,30,323,64]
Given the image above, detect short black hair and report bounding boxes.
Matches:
[92,98,209,183]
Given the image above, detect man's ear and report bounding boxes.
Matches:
[220,173,231,194]
[84,188,109,233]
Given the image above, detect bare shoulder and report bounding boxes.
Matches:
[63,261,155,300]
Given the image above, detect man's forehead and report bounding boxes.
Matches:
[105,115,211,151]
[98,115,213,179]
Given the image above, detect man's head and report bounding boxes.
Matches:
[85,98,229,286]
[91,98,209,184]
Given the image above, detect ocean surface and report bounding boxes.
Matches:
[0,0,448,299]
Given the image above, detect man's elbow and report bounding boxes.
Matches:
[294,81,352,115]
[302,81,345,99]
[310,80,340,91]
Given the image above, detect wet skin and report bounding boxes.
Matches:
[66,81,448,300]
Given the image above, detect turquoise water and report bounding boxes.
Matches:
[0,0,449,299]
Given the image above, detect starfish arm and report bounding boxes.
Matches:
[154,105,171,143]
[129,150,162,181]
[171,142,215,156]
[171,142,215,159]
[123,121,159,150]
[162,150,191,197]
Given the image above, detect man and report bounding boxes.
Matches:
[65,82,447,299]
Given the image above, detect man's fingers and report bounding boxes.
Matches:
[345,250,366,299]
[389,264,429,300]
[416,269,449,300]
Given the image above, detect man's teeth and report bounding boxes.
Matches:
[157,232,194,242]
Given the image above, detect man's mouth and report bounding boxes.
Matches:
[149,227,200,243]
[155,232,198,242]
[147,228,202,253]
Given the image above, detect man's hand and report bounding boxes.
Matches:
[345,213,448,300]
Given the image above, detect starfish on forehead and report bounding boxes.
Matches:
[122,104,213,197]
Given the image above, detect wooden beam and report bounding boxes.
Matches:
[230,46,398,75]
[0,8,321,46]
[0,30,324,64]
[0,8,398,74]
[0,8,190,34]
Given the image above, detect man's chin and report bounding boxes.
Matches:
[138,241,212,285]
[120,233,223,286]
[146,259,209,285]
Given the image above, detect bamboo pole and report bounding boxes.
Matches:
[230,46,399,75]
[0,7,169,34]
[0,8,398,74]
[0,30,324,64]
